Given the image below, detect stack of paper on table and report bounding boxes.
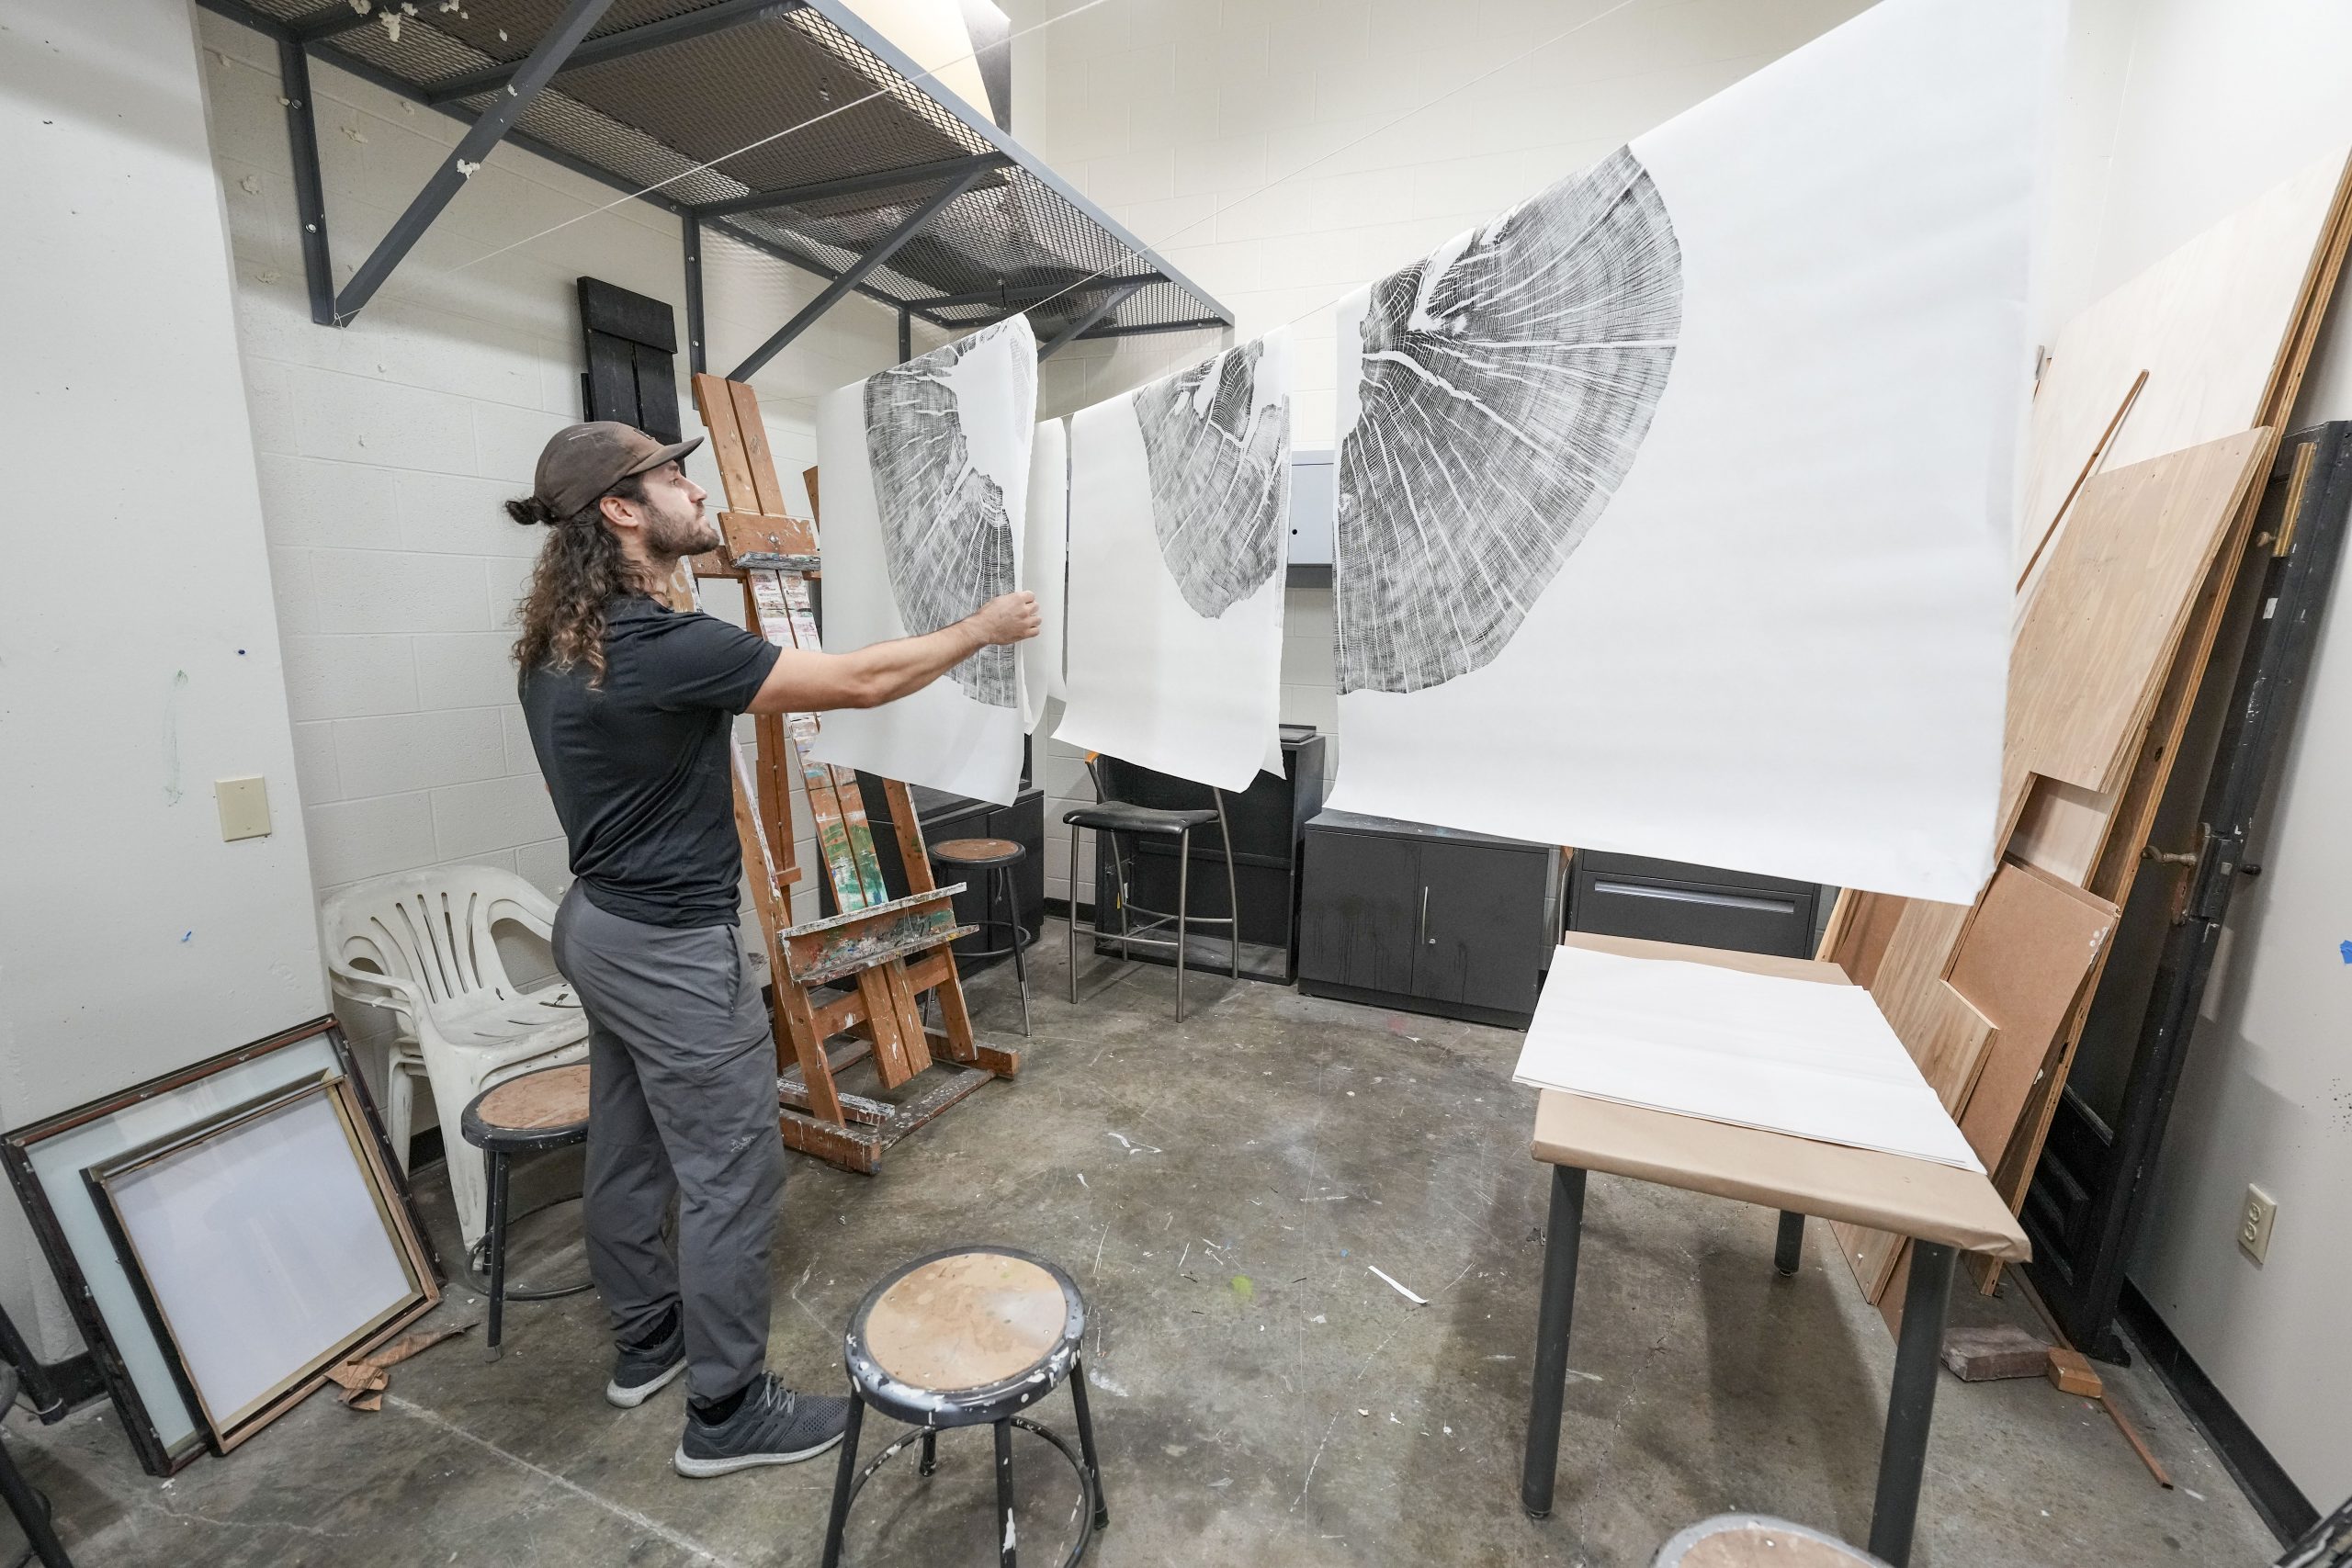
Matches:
[1513,945,1983,1171]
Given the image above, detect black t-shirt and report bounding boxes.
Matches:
[519,595,780,930]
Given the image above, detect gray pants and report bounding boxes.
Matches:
[551,885,785,1402]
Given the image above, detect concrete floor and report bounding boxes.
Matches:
[3,923,2282,1567]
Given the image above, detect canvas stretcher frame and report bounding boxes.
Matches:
[0,1016,435,1474]
[84,1070,439,1454]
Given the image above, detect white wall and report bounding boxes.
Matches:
[2024,0,2352,1510]
[0,0,327,1358]
[194,10,929,1049]
[1003,0,1874,905]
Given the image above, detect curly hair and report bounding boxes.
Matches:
[506,472,654,685]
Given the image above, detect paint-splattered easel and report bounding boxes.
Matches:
[657,372,1016,1174]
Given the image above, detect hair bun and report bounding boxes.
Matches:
[504,494,558,526]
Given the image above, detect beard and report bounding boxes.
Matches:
[641,492,721,560]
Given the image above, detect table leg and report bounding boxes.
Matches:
[1774,1210,1805,1277]
[1867,1239,1955,1567]
[1520,1165,1589,1519]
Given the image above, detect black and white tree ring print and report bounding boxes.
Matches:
[863,323,1035,707]
[1336,147,1681,694]
[1134,338,1291,618]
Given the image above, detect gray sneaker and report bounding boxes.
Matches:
[673,1373,851,1478]
[605,1315,686,1409]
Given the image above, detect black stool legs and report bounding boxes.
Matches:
[1069,1354,1109,1529]
[483,1150,512,1361]
[993,1420,1017,1568]
[820,1400,865,1568]
[993,863,1031,1037]
[819,1382,1108,1566]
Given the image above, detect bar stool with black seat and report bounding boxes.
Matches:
[458,1061,595,1361]
[821,1247,1108,1568]
[1062,762,1239,1022]
[929,837,1033,1035]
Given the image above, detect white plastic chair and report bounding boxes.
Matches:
[322,866,588,1251]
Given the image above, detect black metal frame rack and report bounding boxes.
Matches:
[193,0,1231,370]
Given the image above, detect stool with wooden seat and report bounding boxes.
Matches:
[1653,1515,1890,1567]
[929,837,1033,1036]
[821,1247,1107,1568]
[458,1062,595,1361]
[1063,763,1239,1021]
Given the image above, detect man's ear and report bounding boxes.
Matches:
[597,491,638,532]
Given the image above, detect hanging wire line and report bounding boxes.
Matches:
[387,0,1652,355]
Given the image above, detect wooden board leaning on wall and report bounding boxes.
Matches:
[1814,141,2352,1314]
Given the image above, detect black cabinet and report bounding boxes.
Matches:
[1296,810,1560,1028]
[1566,851,1817,959]
[1087,730,1327,983]
[836,777,1045,973]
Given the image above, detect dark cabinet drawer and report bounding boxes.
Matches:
[1569,851,1815,958]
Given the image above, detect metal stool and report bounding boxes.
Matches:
[930,838,1032,1036]
[1062,775,1239,1022]
[458,1062,594,1361]
[1653,1515,1891,1567]
[821,1247,1108,1568]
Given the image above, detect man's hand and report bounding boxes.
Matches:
[967,591,1042,647]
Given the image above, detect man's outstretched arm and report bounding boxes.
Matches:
[745,591,1041,716]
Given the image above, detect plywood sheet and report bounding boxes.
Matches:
[2014,146,2351,573]
[2008,430,2270,792]
[1949,861,2119,1168]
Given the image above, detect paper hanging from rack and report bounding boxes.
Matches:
[807,314,1036,804]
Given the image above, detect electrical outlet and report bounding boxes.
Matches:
[2238,1185,2278,1264]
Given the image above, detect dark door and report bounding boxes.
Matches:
[1298,829,1419,996]
[1413,842,1548,1013]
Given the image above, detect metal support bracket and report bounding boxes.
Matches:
[729,166,986,380]
[1037,278,1148,360]
[328,0,618,325]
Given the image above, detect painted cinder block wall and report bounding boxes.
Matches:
[1001,0,1878,908]
[193,9,946,1055]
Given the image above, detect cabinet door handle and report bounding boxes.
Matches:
[1419,885,1431,945]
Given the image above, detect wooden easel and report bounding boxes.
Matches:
[664,372,1017,1174]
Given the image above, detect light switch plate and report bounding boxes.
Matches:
[215,776,272,841]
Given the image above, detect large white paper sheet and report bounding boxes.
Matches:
[1513,946,1983,1170]
[1020,416,1069,731]
[808,315,1036,803]
[1326,0,2059,903]
[1058,330,1293,792]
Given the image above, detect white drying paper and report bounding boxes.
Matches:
[807,314,1036,803]
[1058,329,1293,792]
[1512,946,1982,1170]
[1325,0,2060,903]
[1021,416,1070,731]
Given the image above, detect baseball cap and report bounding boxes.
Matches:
[533,422,703,520]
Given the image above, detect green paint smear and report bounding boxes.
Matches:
[1230,1275,1253,1301]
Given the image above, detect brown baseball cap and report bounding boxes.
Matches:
[533,422,702,519]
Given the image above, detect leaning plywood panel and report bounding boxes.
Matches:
[1058,331,1293,792]
[1325,0,2057,904]
[808,315,1036,804]
[1950,861,2119,1170]
[2016,149,2352,576]
[2008,431,2271,792]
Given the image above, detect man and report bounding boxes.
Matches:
[507,422,1038,1477]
